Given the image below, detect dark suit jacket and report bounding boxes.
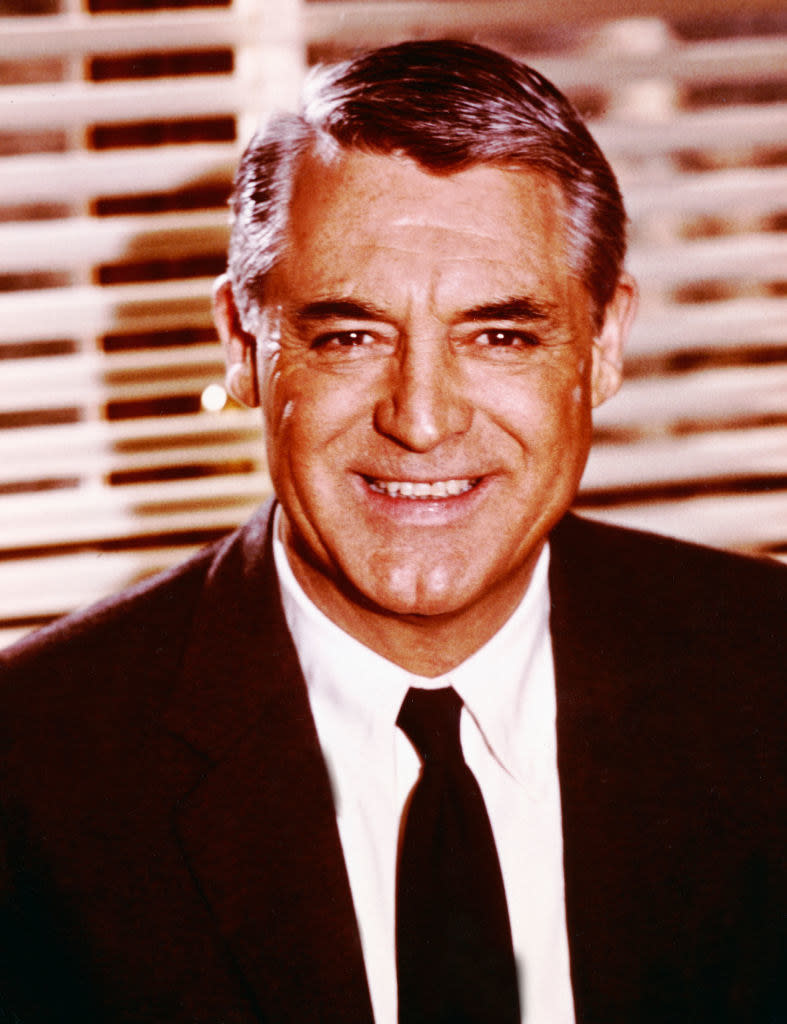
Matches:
[0,504,784,1023]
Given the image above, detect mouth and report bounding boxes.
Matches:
[363,476,480,499]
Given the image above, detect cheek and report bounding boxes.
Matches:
[480,361,590,439]
[542,354,593,422]
[261,348,313,439]
[262,360,366,473]
[260,359,302,480]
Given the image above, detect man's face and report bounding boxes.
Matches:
[221,149,633,625]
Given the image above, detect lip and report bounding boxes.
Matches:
[362,475,480,499]
[353,471,492,523]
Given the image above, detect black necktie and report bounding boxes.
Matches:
[395,686,520,1024]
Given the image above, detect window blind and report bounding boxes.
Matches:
[1,0,784,648]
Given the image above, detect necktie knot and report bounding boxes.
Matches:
[396,686,463,766]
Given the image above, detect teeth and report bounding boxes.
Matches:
[367,477,477,499]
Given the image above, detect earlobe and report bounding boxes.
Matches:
[591,272,639,408]
[212,273,260,408]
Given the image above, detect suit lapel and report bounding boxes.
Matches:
[166,503,374,1024]
[549,514,663,1021]
[550,517,632,1021]
[549,514,703,1022]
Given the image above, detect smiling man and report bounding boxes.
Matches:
[1,40,784,1024]
[219,150,633,672]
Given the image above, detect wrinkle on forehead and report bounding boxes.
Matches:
[272,241,576,329]
[310,241,571,320]
[388,215,514,245]
[386,175,564,240]
[290,148,565,234]
[269,149,579,323]
[334,238,538,274]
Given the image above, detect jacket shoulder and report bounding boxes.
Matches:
[552,513,786,613]
[1,541,218,677]
[0,544,231,779]
[549,513,785,697]
[0,501,276,753]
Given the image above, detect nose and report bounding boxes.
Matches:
[373,339,473,452]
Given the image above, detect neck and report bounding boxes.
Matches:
[279,522,540,678]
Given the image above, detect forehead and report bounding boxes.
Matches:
[271,148,573,309]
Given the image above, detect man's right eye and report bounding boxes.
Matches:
[311,330,375,349]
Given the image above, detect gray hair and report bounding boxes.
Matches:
[229,39,627,332]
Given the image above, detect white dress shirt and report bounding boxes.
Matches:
[273,520,575,1024]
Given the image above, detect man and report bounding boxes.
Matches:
[0,40,784,1024]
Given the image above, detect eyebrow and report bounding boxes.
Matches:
[460,297,557,322]
[292,295,558,326]
[294,299,390,324]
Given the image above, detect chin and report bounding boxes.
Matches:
[357,564,482,620]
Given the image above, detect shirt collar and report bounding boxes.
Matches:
[445,545,554,790]
[272,507,554,789]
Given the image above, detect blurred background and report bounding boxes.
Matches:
[0,0,785,649]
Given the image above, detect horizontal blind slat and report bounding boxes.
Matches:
[590,103,787,155]
[2,440,260,486]
[0,408,258,454]
[0,211,229,273]
[2,7,784,77]
[530,36,787,90]
[580,491,787,552]
[0,75,245,131]
[0,547,200,620]
[593,363,787,431]
[621,164,787,219]
[0,278,214,342]
[627,232,787,286]
[0,505,264,551]
[626,297,787,357]
[0,11,251,60]
[0,375,223,414]
[582,425,787,491]
[0,474,272,550]
[305,2,787,50]
[6,343,224,378]
[0,144,239,205]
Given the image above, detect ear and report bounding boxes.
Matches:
[591,272,639,408]
[212,273,260,408]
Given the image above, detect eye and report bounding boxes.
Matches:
[311,329,375,349]
[475,329,540,348]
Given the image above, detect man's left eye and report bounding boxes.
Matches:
[476,329,539,348]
